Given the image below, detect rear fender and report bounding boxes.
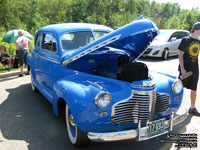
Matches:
[28,54,36,80]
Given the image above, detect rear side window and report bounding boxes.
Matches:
[42,33,57,52]
[179,31,189,38]
[173,31,189,39]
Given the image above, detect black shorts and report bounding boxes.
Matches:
[179,71,199,91]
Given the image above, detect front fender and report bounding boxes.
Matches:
[151,71,184,112]
[53,79,100,125]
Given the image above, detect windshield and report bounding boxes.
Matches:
[154,30,173,41]
[61,31,109,51]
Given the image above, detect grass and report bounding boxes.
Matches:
[0,67,20,73]
[0,63,20,73]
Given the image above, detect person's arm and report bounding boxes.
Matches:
[179,50,187,78]
[16,43,19,50]
[28,39,32,46]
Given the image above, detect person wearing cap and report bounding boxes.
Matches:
[16,30,32,77]
[178,22,200,116]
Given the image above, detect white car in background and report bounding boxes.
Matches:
[143,29,190,60]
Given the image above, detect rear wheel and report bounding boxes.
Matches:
[65,104,88,147]
[30,70,38,92]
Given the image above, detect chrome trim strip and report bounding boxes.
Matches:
[62,34,121,66]
[148,91,155,119]
[88,110,188,142]
[131,81,156,89]
[32,51,60,64]
[86,80,104,91]
[137,120,141,141]
[170,112,174,131]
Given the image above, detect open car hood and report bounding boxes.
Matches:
[62,18,158,66]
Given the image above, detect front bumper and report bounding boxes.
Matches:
[88,111,188,142]
[143,47,163,57]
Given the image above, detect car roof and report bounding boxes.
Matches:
[159,29,189,33]
[37,23,113,34]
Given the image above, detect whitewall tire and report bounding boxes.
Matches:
[30,70,38,92]
[65,104,88,147]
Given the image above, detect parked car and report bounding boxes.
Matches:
[28,18,187,147]
[143,29,190,60]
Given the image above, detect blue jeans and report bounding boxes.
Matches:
[16,49,28,67]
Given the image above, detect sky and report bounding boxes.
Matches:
[150,0,200,10]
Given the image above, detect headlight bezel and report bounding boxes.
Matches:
[95,91,112,109]
[172,79,183,94]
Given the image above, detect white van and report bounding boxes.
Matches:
[143,29,190,60]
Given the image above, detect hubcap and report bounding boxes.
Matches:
[69,114,75,128]
[66,105,77,144]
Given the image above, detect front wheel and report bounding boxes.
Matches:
[65,104,88,147]
[162,49,169,60]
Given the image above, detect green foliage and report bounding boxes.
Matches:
[0,0,200,36]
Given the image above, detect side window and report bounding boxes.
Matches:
[174,31,189,39]
[169,32,177,40]
[35,33,41,48]
[176,32,186,39]
[176,32,182,39]
[181,32,189,38]
[42,33,57,52]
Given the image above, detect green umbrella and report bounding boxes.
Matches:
[2,29,33,43]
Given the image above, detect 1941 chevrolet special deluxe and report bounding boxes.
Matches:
[28,17,188,147]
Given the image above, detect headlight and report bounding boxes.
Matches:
[95,92,112,109]
[172,80,183,94]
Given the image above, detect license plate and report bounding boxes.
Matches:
[146,119,165,136]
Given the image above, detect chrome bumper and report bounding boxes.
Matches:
[88,111,188,142]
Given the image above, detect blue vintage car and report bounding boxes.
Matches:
[28,18,187,147]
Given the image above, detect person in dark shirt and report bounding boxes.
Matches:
[0,45,13,69]
[178,22,200,116]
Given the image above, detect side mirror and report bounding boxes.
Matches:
[170,37,176,41]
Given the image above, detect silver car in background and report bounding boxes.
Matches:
[143,29,190,60]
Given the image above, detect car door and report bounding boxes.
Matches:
[172,31,189,55]
[168,32,181,55]
[31,33,41,88]
[35,32,60,103]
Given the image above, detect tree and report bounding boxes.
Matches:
[0,0,200,33]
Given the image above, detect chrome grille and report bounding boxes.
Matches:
[154,93,170,115]
[111,91,170,124]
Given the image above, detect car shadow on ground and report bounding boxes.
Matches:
[0,76,19,83]
[0,82,192,150]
